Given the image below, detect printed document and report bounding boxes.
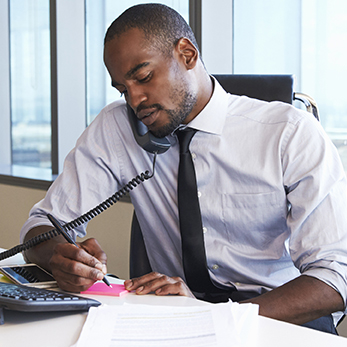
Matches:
[74,301,258,347]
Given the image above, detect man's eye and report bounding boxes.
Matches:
[138,72,152,83]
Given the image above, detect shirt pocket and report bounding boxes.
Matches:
[222,191,288,252]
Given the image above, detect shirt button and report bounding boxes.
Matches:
[235,282,241,286]
[202,227,207,234]
[212,264,219,270]
[191,152,196,159]
[197,191,202,198]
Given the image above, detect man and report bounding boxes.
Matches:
[21,4,347,333]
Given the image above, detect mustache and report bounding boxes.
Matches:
[136,103,164,113]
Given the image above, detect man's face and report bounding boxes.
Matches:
[104,28,197,138]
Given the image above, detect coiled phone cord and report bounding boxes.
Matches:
[0,153,157,261]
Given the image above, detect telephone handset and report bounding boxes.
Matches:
[127,104,171,154]
[0,104,170,261]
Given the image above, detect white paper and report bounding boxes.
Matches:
[74,301,258,347]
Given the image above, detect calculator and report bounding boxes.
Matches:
[0,281,101,324]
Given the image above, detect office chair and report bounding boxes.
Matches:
[214,74,319,120]
[129,74,320,278]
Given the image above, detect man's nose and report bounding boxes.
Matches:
[126,85,147,111]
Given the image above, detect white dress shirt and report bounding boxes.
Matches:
[21,79,347,316]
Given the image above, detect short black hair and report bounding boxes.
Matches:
[104,3,200,57]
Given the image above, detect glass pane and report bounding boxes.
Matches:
[301,0,347,171]
[85,0,189,125]
[233,0,347,174]
[10,0,51,169]
[233,0,302,80]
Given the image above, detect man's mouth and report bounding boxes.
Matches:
[137,107,160,127]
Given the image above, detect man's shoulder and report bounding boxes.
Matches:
[226,94,309,126]
[103,99,127,115]
[90,99,129,127]
[82,99,130,140]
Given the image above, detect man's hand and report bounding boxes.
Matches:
[23,226,107,292]
[49,238,108,292]
[124,272,195,298]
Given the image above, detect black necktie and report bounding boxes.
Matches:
[176,128,217,293]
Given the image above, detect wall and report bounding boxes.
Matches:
[0,183,133,280]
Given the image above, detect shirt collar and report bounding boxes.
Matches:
[186,76,229,135]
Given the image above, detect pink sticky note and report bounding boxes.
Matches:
[81,283,129,296]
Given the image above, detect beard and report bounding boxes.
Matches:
[149,87,197,138]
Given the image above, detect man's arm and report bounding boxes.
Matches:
[124,273,345,325]
[23,226,108,292]
[242,275,344,325]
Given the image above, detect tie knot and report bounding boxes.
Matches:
[176,128,197,154]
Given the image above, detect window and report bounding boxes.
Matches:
[0,0,190,188]
[233,0,347,173]
[1,0,347,186]
[10,0,51,168]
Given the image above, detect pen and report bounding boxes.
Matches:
[47,213,112,288]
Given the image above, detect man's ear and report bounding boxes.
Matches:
[175,37,199,70]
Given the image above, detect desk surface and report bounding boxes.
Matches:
[1,250,347,347]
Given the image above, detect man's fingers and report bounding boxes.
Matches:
[51,267,96,292]
[124,272,163,291]
[124,272,194,298]
[154,280,193,297]
[49,242,106,292]
[57,240,106,273]
[53,249,104,279]
[79,238,108,271]
[53,243,101,272]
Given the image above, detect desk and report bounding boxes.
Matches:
[1,250,346,347]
